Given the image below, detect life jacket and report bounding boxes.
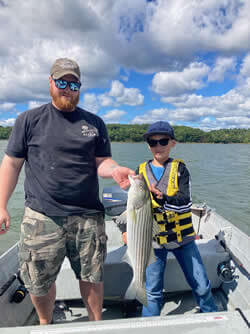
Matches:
[139,159,195,245]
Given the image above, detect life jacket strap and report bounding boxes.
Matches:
[153,211,191,223]
[153,211,192,240]
[155,225,195,244]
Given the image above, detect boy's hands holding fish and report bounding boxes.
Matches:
[149,183,163,199]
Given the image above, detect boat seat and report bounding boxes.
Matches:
[163,238,230,292]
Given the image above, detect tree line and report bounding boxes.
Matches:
[0,126,12,139]
[106,124,250,144]
[0,124,249,143]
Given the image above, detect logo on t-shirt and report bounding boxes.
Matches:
[81,125,98,137]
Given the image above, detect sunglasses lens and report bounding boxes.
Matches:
[54,79,81,91]
[55,79,67,89]
[69,82,81,91]
[147,139,157,147]
[159,139,169,146]
[147,138,169,147]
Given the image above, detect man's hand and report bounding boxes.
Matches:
[96,157,135,189]
[0,208,10,235]
[111,166,135,189]
[149,183,163,199]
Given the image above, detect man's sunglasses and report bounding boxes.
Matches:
[53,78,81,91]
[147,138,170,147]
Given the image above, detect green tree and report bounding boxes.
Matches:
[1,124,249,143]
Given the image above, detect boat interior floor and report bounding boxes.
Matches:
[24,288,229,326]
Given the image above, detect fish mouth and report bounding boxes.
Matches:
[128,174,143,181]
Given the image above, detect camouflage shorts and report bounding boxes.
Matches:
[19,207,107,296]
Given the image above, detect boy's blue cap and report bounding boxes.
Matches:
[143,121,176,140]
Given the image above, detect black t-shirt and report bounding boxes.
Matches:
[6,103,112,216]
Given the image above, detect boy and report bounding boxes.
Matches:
[121,121,217,316]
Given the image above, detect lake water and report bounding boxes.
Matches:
[0,140,249,254]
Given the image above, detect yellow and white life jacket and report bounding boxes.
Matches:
[139,159,195,245]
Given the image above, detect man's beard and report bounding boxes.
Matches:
[50,87,80,112]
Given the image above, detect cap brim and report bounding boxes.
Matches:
[52,70,80,80]
[143,131,176,140]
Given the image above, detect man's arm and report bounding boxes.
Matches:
[0,155,24,234]
[96,157,135,189]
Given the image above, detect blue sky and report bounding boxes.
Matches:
[0,0,250,131]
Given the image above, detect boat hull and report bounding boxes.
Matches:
[0,205,249,332]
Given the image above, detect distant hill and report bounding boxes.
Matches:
[106,124,250,144]
[1,124,249,143]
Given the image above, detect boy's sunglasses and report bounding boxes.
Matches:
[53,78,81,91]
[147,138,170,147]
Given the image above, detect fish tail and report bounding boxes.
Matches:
[136,286,148,307]
[125,281,148,306]
[124,279,136,301]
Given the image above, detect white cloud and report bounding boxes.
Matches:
[109,80,144,105]
[240,54,250,77]
[215,116,250,128]
[152,62,209,97]
[0,1,249,130]
[116,88,144,106]
[83,80,144,112]
[132,108,171,124]
[28,101,44,110]
[109,80,125,97]
[98,94,114,107]
[0,118,16,126]
[160,86,250,123]
[82,93,114,113]
[113,0,250,72]
[102,109,127,123]
[1,0,248,104]
[0,102,16,111]
[162,94,206,108]
[82,93,99,114]
[208,57,237,82]
[147,51,250,130]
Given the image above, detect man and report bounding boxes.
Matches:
[0,58,135,325]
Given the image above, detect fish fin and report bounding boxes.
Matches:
[124,279,136,301]
[127,208,137,225]
[125,281,148,306]
[119,209,127,219]
[115,210,127,228]
[131,209,137,224]
[135,285,148,307]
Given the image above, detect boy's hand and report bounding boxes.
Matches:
[122,232,127,244]
[149,183,163,199]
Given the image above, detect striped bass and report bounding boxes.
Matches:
[124,174,158,306]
